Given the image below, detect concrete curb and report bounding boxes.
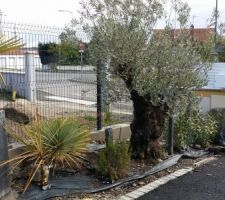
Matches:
[120,156,217,200]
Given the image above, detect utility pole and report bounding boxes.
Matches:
[214,0,218,60]
[215,0,218,45]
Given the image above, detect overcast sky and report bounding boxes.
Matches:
[0,0,225,28]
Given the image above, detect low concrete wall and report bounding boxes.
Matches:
[8,143,25,160]
[1,52,36,102]
[91,123,131,142]
[8,123,131,159]
[2,70,26,97]
[56,65,95,71]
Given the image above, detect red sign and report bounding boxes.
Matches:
[79,42,85,50]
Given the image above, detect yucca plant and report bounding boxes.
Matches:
[0,118,90,193]
[0,36,24,54]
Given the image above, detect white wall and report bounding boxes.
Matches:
[200,96,211,113]
[206,62,225,89]
[1,52,36,101]
[0,55,42,70]
[2,71,26,97]
[200,95,225,113]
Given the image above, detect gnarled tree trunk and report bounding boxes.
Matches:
[129,90,168,159]
[117,64,168,159]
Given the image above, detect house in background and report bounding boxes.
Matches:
[154,25,214,43]
[0,48,42,70]
[189,25,214,43]
[197,63,225,113]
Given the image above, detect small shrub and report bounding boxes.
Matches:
[174,112,217,149]
[82,115,96,128]
[83,115,96,122]
[97,140,130,181]
[208,108,225,141]
[103,104,113,125]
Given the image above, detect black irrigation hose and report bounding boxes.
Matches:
[85,154,182,194]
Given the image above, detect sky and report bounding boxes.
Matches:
[0,0,225,28]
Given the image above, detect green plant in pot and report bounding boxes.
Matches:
[0,118,90,193]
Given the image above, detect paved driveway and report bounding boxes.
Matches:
[138,156,225,200]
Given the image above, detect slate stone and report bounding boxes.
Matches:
[0,110,10,198]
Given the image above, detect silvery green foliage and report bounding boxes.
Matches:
[105,71,130,102]
[79,0,211,114]
[207,8,225,35]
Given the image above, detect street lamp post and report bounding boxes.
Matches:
[0,9,6,35]
[79,42,85,77]
[214,0,219,61]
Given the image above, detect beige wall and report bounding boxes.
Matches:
[200,95,225,113]
[211,95,225,109]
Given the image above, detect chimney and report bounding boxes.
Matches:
[190,24,194,40]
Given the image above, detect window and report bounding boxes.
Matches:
[18,57,25,69]
[9,57,16,69]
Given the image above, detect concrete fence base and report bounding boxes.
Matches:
[8,123,131,160]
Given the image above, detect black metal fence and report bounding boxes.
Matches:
[0,21,132,138]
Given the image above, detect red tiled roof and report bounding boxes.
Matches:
[154,28,215,43]
[190,28,214,42]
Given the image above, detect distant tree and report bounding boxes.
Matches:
[59,28,91,65]
[79,0,211,159]
[217,36,225,62]
[38,42,59,65]
[60,40,80,65]
[207,8,225,62]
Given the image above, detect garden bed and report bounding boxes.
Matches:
[9,148,213,200]
[50,154,215,200]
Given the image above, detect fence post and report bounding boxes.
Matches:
[0,110,10,198]
[97,60,103,130]
[96,60,107,130]
[105,128,113,146]
[168,116,174,155]
[25,51,36,101]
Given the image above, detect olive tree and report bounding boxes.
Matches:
[78,0,211,159]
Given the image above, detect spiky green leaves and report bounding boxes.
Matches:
[0,118,90,193]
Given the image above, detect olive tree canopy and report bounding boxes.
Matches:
[77,0,212,158]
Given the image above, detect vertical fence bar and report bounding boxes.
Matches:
[0,110,10,198]
[97,60,103,130]
[168,116,174,155]
[96,59,107,130]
